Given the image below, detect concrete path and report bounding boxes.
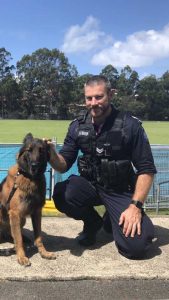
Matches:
[0,216,169,281]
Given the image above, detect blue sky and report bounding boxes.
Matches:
[1,0,169,79]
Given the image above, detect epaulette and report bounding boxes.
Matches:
[124,111,142,125]
[69,112,87,127]
[76,110,88,124]
[77,115,85,123]
[69,118,79,126]
[131,115,142,124]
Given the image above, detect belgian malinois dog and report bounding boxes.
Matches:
[0,133,56,266]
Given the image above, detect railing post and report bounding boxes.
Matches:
[50,137,57,199]
[156,184,160,214]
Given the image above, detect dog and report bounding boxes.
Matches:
[0,133,56,266]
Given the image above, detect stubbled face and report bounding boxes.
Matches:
[85,82,112,122]
[18,138,49,178]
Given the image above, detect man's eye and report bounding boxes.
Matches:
[95,96,103,100]
[86,95,104,101]
[86,97,92,101]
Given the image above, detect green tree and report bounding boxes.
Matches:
[113,65,140,114]
[67,73,93,118]
[0,76,21,118]
[0,48,19,118]
[117,65,139,96]
[17,48,78,119]
[0,48,14,80]
[138,75,162,120]
[158,71,169,120]
[100,65,119,89]
[73,74,93,102]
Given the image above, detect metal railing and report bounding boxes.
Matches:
[155,180,169,213]
[0,143,169,213]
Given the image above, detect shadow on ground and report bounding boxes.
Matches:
[17,224,169,260]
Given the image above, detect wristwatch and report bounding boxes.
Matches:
[130,200,143,210]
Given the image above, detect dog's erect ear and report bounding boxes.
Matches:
[23,133,34,144]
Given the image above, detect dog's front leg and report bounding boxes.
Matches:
[9,210,31,266]
[31,209,56,260]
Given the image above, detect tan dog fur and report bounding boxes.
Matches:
[0,133,56,266]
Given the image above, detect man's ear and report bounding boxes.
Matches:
[110,89,117,96]
[107,89,115,100]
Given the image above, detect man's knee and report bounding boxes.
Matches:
[116,235,153,259]
[52,179,88,219]
[52,181,67,212]
[52,177,82,210]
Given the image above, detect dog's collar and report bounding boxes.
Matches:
[18,168,40,180]
[18,168,32,179]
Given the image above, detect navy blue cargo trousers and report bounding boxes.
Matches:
[53,175,154,259]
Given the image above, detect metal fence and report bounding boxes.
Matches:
[0,144,169,213]
[145,145,169,212]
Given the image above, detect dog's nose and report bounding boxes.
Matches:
[31,162,39,171]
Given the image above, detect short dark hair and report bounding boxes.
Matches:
[84,75,111,92]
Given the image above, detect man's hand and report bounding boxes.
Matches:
[42,138,67,172]
[43,138,57,161]
[119,205,142,238]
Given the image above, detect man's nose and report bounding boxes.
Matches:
[91,97,98,105]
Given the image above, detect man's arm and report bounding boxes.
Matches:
[47,119,79,173]
[48,142,67,173]
[132,173,154,203]
[119,116,157,238]
[119,173,154,238]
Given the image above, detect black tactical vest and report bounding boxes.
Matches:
[76,108,136,191]
[76,109,129,160]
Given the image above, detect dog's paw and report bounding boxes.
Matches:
[41,251,56,260]
[18,256,31,267]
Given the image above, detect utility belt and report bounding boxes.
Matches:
[77,155,137,192]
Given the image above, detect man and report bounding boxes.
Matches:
[49,75,157,259]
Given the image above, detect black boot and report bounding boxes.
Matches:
[77,214,103,247]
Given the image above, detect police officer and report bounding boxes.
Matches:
[48,75,157,259]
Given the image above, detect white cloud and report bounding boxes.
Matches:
[61,16,113,53]
[61,17,169,69]
[91,24,169,68]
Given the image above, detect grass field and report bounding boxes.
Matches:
[0,120,70,143]
[143,121,169,144]
[0,119,169,144]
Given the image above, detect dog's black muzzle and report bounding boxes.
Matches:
[30,162,40,175]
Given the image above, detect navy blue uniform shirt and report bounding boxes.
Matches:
[59,107,157,175]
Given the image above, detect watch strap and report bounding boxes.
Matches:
[131,200,143,209]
